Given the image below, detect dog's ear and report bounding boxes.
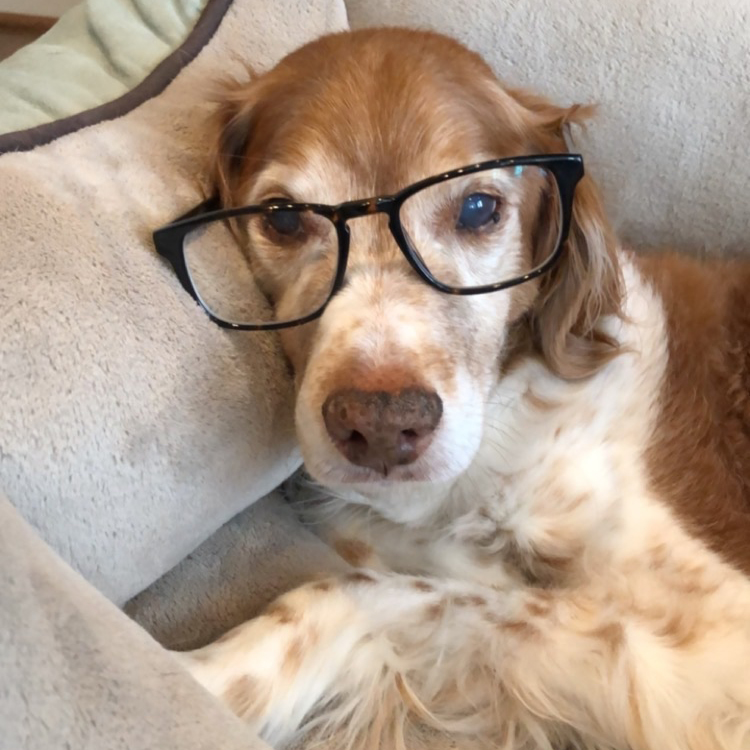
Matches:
[506,87,597,145]
[532,173,623,379]
[209,71,269,207]
[507,88,623,380]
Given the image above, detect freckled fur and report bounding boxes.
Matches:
[174,28,750,750]
[333,537,374,567]
[223,675,264,719]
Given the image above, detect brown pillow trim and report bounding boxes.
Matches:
[0,0,234,156]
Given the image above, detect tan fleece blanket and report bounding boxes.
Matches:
[0,489,272,750]
[0,0,347,607]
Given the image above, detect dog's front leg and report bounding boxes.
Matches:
[172,570,467,748]
[174,570,533,748]
[173,572,747,750]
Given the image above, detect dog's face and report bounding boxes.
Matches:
[212,30,619,522]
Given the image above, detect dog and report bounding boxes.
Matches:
[173,28,750,750]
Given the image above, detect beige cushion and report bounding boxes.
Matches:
[0,0,348,605]
[346,0,750,253]
[0,489,272,750]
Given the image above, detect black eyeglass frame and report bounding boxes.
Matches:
[153,153,584,331]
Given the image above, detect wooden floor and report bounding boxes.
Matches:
[0,13,55,61]
[0,27,41,59]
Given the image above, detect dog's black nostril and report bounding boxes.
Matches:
[349,430,368,447]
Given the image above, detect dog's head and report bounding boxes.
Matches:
[211,29,621,521]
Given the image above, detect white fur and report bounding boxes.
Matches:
[293,258,505,498]
[176,252,750,749]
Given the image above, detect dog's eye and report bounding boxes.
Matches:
[265,209,302,237]
[456,193,500,231]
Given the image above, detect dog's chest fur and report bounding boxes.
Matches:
[303,252,750,630]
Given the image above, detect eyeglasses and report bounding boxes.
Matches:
[153,153,584,330]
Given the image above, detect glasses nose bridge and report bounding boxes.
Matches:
[336,195,397,223]
[335,195,405,257]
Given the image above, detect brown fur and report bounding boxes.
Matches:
[222,675,266,718]
[265,601,299,625]
[412,579,436,593]
[282,637,305,676]
[346,571,376,585]
[333,537,373,567]
[426,600,447,621]
[638,251,750,574]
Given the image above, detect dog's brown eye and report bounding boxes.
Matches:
[456,193,500,231]
[264,209,302,237]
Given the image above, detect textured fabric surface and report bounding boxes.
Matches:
[0,0,348,606]
[0,489,271,750]
[126,493,461,750]
[126,490,347,650]
[0,0,208,135]
[346,0,750,253]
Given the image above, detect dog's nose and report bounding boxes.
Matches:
[322,387,443,475]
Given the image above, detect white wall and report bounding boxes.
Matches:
[0,0,79,16]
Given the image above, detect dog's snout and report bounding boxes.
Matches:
[322,387,443,475]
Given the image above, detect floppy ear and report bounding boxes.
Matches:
[208,70,269,207]
[506,87,597,141]
[508,88,623,380]
[532,173,623,379]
